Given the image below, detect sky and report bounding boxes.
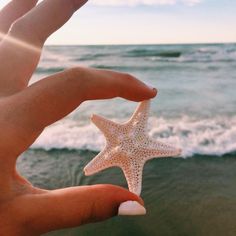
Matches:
[1,0,236,45]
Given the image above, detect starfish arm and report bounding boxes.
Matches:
[141,138,181,160]
[121,160,145,196]
[84,146,118,176]
[85,99,181,197]
[127,100,151,135]
[91,114,121,140]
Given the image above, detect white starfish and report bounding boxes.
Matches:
[84,100,181,196]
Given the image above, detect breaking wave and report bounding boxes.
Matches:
[31,116,236,158]
[124,49,182,58]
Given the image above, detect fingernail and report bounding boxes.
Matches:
[118,201,146,216]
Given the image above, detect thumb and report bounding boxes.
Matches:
[24,185,145,234]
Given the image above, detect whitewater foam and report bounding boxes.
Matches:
[31,116,236,158]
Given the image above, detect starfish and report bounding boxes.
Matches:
[84,100,181,196]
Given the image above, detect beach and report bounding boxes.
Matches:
[16,43,236,235]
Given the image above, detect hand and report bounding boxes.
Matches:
[0,1,157,235]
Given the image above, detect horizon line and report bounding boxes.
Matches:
[45,41,236,46]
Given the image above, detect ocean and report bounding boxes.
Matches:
[16,43,236,236]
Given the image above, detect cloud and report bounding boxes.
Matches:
[90,0,202,7]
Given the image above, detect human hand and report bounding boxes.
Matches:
[0,1,157,235]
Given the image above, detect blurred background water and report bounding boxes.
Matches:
[16,43,236,236]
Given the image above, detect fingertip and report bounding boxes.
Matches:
[118,201,147,216]
[97,184,144,206]
[83,185,146,222]
[151,88,158,98]
[114,186,145,207]
[143,87,158,100]
[143,82,158,99]
[145,82,155,90]
[109,186,146,216]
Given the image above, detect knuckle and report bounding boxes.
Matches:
[64,67,88,100]
[66,67,80,78]
[65,67,85,82]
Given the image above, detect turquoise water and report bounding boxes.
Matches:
[16,44,236,235]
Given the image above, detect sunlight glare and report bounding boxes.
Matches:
[0,31,41,54]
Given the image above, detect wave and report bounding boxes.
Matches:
[31,116,236,158]
[37,44,236,67]
[76,53,112,61]
[36,66,66,74]
[91,65,129,70]
[90,64,157,71]
[132,45,236,63]
[122,45,236,62]
[124,49,182,58]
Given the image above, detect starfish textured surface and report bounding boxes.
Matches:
[84,100,181,196]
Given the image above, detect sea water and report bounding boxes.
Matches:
[17,44,236,236]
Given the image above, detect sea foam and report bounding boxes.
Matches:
[31,116,236,158]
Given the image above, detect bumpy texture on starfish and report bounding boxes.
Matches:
[84,100,181,196]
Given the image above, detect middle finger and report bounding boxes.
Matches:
[0,0,88,97]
